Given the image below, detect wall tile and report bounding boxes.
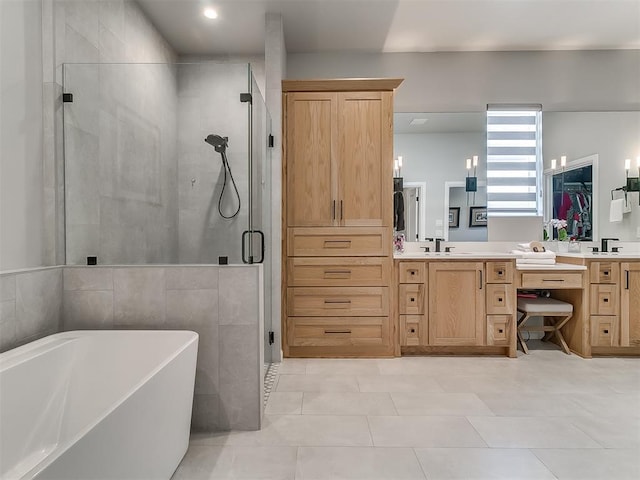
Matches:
[113,268,165,326]
[0,300,17,352]
[219,379,261,431]
[219,325,259,386]
[219,267,259,325]
[165,289,218,329]
[193,326,219,396]
[64,0,100,49]
[165,267,218,290]
[98,0,125,39]
[64,267,114,291]
[192,394,220,432]
[63,290,114,330]
[0,275,16,301]
[15,269,62,341]
[64,24,100,64]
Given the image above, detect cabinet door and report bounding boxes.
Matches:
[428,262,485,346]
[337,91,392,227]
[621,263,640,346]
[286,92,337,226]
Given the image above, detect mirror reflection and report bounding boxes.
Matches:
[394,112,487,242]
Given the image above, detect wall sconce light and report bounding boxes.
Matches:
[625,157,640,193]
[394,155,403,178]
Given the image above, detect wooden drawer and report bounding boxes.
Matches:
[398,284,425,315]
[288,257,390,287]
[486,284,514,315]
[520,272,583,289]
[590,315,619,347]
[486,261,514,284]
[288,227,389,257]
[287,317,388,347]
[400,315,426,346]
[486,315,512,346]
[590,284,619,316]
[399,262,426,284]
[590,261,620,284]
[287,287,389,316]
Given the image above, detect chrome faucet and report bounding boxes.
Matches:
[426,237,445,252]
[601,238,619,253]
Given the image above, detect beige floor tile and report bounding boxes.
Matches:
[391,392,494,416]
[467,416,602,448]
[305,358,381,375]
[478,393,592,417]
[435,374,522,393]
[276,374,359,392]
[356,375,444,393]
[368,416,487,447]
[533,448,640,480]
[570,393,640,417]
[568,415,640,449]
[277,358,308,374]
[192,415,373,447]
[302,392,397,415]
[171,445,297,479]
[265,392,303,415]
[414,448,556,479]
[295,446,426,479]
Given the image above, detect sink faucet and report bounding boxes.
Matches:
[601,238,619,253]
[426,237,445,252]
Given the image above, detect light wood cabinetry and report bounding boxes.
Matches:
[282,78,402,357]
[396,258,516,356]
[428,262,485,346]
[621,262,640,347]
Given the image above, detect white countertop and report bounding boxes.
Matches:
[555,252,640,260]
[516,263,587,271]
[394,252,517,260]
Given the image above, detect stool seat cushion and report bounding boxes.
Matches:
[517,297,573,313]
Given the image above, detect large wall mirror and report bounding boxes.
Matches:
[394,112,487,242]
[394,110,640,244]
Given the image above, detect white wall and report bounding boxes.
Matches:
[395,132,485,239]
[0,0,45,270]
[543,111,640,241]
[287,50,640,112]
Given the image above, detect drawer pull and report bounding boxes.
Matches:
[324,299,351,304]
[324,329,351,334]
[498,297,503,302]
[498,329,504,334]
[324,240,352,248]
[603,329,609,334]
[497,270,504,275]
[604,270,609,276]
[604,298,609,303]
[542,279,564,282]
[324,270,352,275]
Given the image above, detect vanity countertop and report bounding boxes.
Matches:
[555,252,640,260]
[516,263,587,271]
[394,252,517,260]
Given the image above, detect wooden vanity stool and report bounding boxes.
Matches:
[516,297,574,355]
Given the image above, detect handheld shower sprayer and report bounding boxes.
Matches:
[204,134,228,154]
[204,134,241,219]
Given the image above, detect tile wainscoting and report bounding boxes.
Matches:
[0,264,264,432]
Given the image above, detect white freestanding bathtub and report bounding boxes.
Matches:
[0,330,198,480]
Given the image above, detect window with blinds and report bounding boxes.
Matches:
[486,106,542,216]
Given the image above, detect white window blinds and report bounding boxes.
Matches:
[486,105,542,216]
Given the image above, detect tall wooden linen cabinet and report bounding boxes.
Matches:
[282,79,403,357]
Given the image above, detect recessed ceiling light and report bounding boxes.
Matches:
[410,118,428,125]
[204,8,218,19]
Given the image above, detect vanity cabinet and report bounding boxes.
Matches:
[428,262,485,346]
[282,79,402,357]
[396,259,516,355]
[621,262,640,347]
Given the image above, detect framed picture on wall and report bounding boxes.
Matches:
[449,207,460,228]
[469,206,488,227]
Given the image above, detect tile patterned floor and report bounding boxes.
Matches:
[173,343,640,479]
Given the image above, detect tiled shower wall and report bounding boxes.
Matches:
[0,265,263,432]
[43,0,179,265]
[0,268,63,353]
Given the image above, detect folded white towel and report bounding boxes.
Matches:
[510,250,556,260]
[516,258,556,265]
[517,242,533,251]
[610,198,624,223]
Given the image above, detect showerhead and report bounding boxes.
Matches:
[204,134,228,154]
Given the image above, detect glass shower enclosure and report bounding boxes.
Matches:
[62,62,273,368]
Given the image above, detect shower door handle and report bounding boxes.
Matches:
[242,230,265,264]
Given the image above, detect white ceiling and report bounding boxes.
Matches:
[136,0,640,56]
